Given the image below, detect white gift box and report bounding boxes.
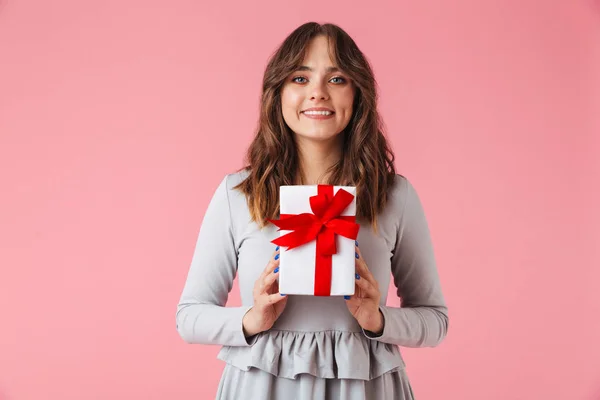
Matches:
[275,185,358,296]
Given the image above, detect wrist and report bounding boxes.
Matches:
[364,308,384,335]
[242,308,261,337]
[375,309,385,334]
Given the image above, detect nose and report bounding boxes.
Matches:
[309,80,329,100]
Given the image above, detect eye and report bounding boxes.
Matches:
[291,76,347,84]
[330,76,346,84]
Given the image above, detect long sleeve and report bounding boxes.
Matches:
[176,174,255,347]
[363,176,449,347]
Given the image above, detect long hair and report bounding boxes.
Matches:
[233,22,397,234]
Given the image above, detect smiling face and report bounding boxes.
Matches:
[280,35,356,144]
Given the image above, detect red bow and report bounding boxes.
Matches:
[268,185,360,296]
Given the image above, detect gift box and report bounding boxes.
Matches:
[269,184,360,296]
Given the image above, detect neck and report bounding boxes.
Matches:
[295,135,343,185]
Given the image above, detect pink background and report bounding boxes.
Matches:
[1,1,599,399]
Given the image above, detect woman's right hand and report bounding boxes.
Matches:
[242,247,288,337]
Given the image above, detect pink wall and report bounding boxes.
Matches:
[1,1,598,399]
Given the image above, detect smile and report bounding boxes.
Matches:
[301,111,335,120]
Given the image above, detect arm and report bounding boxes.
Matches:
[363,176,449,347]
[176,174,256,347]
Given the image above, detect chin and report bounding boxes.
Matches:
[296,132,341,142]
[295,126,344,138]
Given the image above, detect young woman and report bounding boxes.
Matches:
[176,22,449,400]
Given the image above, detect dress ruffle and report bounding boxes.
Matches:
[217,330,405,380]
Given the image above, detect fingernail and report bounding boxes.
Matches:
[355,273,360,280]
[344,295,351,300]
[275,254,279,260]
[280,293,286,296]
[274,267,279,273]
[355,252,359,259]
[276,246,279,251]
[355,240,358,246]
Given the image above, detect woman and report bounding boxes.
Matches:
[176,22,449,399]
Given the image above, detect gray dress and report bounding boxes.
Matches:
[176,169,448,400]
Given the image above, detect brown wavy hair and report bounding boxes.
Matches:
[233,22,397,234]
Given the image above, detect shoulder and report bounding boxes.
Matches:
[205,169,251,214]
[392,173,409,191]
[223,168,251,190]
[213,168,251,204]
[381,173,425,227]
[388,173,412,209]
[220,168,252,218]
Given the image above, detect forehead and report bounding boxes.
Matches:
[301,35,337,67]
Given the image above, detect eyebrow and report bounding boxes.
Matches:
[295,66,341,73]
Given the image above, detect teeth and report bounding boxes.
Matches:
[303,111,333,115]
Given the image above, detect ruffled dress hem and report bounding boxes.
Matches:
[217,329,405,380]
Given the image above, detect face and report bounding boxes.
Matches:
[280,35,355,144]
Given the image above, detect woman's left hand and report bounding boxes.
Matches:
[344,242,384,335]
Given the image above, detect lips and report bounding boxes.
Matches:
[301,108,335,113]
[301,111,336,120]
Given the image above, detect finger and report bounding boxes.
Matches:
[264,292,287,305]
[261,267,280,294]
[255,250,280,296]
[355,245,376,284]
[354,252,371,282]
[260,247,280,280]
[354,274,379,298]
[354,253,366,277]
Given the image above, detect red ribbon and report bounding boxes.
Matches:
[268,185,360,296]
